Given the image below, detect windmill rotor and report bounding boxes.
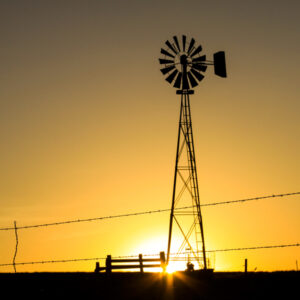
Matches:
[159,35,227,91]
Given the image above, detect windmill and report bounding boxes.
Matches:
[159,35,226,270]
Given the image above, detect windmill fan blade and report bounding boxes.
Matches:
[192,55,206,62]
[191,45,202,57]
[187,72,198,88]
[182,72,190,90]
[165,40,178,55]
[191,68,204,82]
[160,65,175,75]
[214,51,227,77]
[166,69,178,84]
[182,35,186,51]
[174,72,182,88]
[161,48,175,58]
[187,38,195,54]
[173,36,180,52]
[159,58,175,65]
[192,64,207,72]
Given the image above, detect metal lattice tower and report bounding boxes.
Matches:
[159,35,227,270]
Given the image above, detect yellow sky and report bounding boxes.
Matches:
[0,1,299,272]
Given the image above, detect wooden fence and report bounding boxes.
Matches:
[95,251,166,273]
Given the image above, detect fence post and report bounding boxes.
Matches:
[106,255,112,274]
[244,258,248,274]
[94,262,100,273]
[139,254,144,273]
[160,251,166,273]
[13,221,18,273]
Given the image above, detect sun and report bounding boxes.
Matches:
[166,263,177,274]
[165,260,188,273]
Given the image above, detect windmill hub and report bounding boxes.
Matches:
[180,54,188,66]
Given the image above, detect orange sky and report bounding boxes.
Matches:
[0,0,299,272]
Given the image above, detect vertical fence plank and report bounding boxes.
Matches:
[244,258,248,274]
[160,251,166,273]
[139,254,144,273]
[106,255,112,274]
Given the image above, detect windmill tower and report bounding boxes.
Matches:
[159,35,226,270]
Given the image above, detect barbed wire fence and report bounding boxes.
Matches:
[0,243,299,268]
[0,192,299,272]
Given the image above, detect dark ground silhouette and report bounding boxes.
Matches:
[0,271,298,299]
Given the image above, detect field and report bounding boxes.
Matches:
[0,271,298,299]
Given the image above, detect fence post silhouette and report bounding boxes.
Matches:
[244,259,248,273]
[139,254,144,273]
[95,262,100,273]
[106,255,112,274]
[13,221,18,273]
[160,251,166,273]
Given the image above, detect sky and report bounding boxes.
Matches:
[0,0,299,272]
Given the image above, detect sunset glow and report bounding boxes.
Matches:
[0,1,299,273]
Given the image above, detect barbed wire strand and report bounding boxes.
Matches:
[0,192,299,231]
[205,243,300,253]
[0,257,106,267]
[0,243,298,267]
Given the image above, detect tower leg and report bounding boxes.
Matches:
[167,94,184,265]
